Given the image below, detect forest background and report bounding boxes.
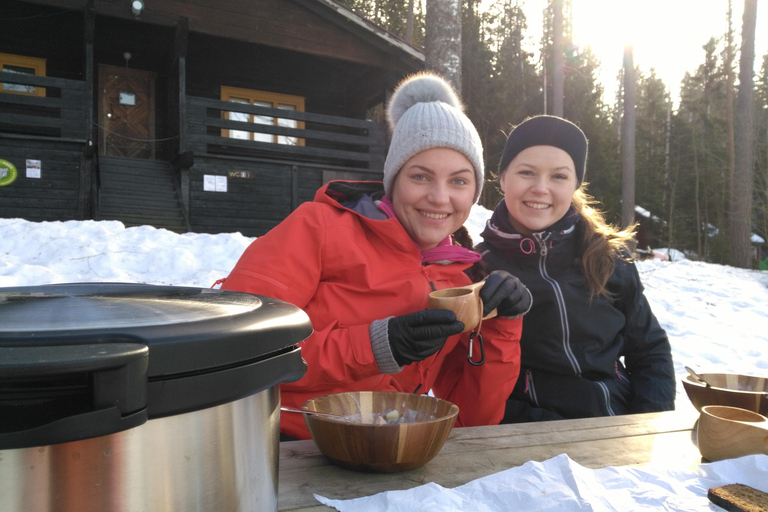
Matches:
[337,0,768,268]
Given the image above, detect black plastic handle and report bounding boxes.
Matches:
[0,343,149,449]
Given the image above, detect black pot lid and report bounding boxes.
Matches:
[0,283,312,447]
[0,282,313,378]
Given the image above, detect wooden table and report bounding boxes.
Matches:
[278,407,702,511]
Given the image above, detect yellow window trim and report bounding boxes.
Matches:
[220,86,305,146]
[0,52,46,97]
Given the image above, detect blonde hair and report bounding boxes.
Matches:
[572,187,637,298]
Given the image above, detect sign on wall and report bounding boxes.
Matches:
[0,159,17,186]
[203,174,227,192]
[26,159,41,179]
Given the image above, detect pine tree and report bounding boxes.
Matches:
[730,0,758,268]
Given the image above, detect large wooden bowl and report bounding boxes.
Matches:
[682,372,768,415]
[301,391,459,472]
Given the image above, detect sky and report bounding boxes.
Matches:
[507,0,768,106]
[3,205,768,414]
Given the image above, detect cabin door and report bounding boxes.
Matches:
[98,64,156,159]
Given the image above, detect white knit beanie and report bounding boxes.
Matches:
[383,72,484,202]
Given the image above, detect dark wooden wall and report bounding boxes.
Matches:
[187,155,381,237]
[186,33,381,120]
[0,1,84,81]
[0,140,86,222]
[3,0,422,233]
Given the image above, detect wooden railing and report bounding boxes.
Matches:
[0,71,86,140]
[185,96,386,169]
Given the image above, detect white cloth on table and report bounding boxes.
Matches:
[315,453,768,511]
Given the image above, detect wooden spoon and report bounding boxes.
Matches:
[685,366,714,387]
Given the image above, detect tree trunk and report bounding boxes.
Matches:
[693,129,702,257]
[425,0,462,94]
[725,0,736,220]
[406,0,414,45]
[662,88,671,243]
[552,0,564,116]
[730,0,758,268]
[621,44,636,229]
[542,51,547,114]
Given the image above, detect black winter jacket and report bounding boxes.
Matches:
[477,201,676,422]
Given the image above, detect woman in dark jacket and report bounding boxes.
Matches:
[476,115,675,423]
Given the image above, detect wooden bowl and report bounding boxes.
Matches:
[682,372,768,415]
[301,391,459,472]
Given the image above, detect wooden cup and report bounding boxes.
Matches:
[427,281,498,333]
[697,405,768,461]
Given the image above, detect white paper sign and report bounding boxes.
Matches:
[203,174,216,192]
[203,175,228,193]
[26,159,41,179]
[119,92,136,106]
[215,175,227,192]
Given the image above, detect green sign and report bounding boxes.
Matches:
[0,159,17,187]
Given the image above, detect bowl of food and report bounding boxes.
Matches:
[300,391,459,472]
[682,372,768,415]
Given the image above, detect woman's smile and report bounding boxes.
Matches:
[391,147,477,250]
[499,145,579,234]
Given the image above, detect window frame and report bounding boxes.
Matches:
[0,52,47,97]
[220,86,305,146]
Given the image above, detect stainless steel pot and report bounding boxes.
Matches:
[0,283,312,512]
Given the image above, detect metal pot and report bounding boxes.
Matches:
[0,283,312,512]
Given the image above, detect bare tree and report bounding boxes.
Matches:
[552,0,564,116]
[405,0,414,45]
[725,0,736,215]
[622,44,636,229]
[425,0,462,94]
[730,0,758,267]
[662,88,672,242]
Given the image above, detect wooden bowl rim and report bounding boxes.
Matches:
[701,404,768,422]
[301,391,460,426]
[681,373,768,395]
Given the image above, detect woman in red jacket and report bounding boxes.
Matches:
[219,73,531,439]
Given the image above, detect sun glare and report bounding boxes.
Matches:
[569,0,752,104]
[480,0,766,106]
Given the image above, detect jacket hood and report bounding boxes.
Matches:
[317,181,386,214]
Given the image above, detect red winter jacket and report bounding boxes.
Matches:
[220,181,522,439]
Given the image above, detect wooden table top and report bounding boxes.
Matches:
[278,407,702,512]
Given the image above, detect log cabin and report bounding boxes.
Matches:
[0,0,424,235]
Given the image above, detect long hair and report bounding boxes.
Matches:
[452,225,488,282]
[572,187,637,298]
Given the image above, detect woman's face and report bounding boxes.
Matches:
[391,147,477,250]
[499,145,579,234]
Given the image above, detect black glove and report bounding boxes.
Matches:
[388,309,465,366]
[480,270,532,318]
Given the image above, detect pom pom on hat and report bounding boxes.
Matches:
[498,115,588,186]
[383,72,484,202]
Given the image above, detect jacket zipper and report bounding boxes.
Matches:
[534,233,581,376]
[524,369,540,406]
[596,381,616,416]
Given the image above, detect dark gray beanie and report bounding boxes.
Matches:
[384,72,484,202]
[499,115,588,186]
